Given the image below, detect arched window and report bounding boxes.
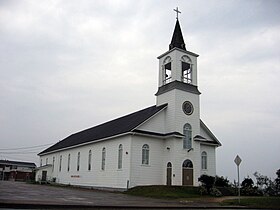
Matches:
[201,151,207,170]
[77,152,80,171]
[181,55,192,84]
[118,144,123,169]
[88,150,92,171]
[182,159,193,168]
[67,154,70,172]
[59,155,62,172]
[101,148,106,170]
[142,144,149,165]
[183,123,192,149]
[163,56,172,84]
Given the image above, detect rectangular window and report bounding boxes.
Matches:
[101,148,106,170]
[88,150,92,171]
[201,152,207,170]
[52,157,55,172]
[67,154,70,172]
[142,144,149,165]
[59,155,62,172]
[118,145,123,169]
[77,152,80,171]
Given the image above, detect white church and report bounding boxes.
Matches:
[36,14,221,189]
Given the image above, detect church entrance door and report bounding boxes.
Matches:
[166,162,172,186]
[182,159,193,186]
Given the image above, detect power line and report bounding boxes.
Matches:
[0,151,40,154]
[0,143,54,151]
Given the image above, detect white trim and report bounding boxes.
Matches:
[133,105,168,130]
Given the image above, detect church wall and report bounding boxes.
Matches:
[38,136,131,189]
[130,136,165,187]
[200,125,214,140]
[137,109,167,133]
[156,90,176,133]
[165,138,201,186]
[200,144,216,177]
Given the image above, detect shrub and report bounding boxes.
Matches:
[210,187,222,197]
[215,176,230,187]
[198,174,215,194]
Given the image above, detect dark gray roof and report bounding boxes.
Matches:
[39,104,167,155]
[0,160,36,168]
[169,19,186,51]
[155,80,201,96]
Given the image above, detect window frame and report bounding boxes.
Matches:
[101,147,106,170]
[52,156,55,172]
[201,151,207,170]
[142,144,150,165]
[88,150,92,171]
[183,123,192,149]
[67,154,70,172]
[77,152,80,171]
[59,155,62,172]
[118,144,123,169]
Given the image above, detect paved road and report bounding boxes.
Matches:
[0,181,195,208]
[0,181,254,209]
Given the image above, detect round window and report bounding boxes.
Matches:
[182,101,194,115]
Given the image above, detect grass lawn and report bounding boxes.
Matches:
[222,196,280,209]
[125,185,201,199]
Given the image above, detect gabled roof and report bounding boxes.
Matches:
[39,104,167,155]
[169,19,186,51]
[196,120,222,146]
[0,160,36,168]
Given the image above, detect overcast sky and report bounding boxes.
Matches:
[0,0,279,182]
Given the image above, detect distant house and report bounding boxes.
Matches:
[0,160,36,181]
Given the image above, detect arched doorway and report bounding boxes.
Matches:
[182,159,193,185]
[166,162,172,186]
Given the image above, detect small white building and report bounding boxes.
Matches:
[36,18,221,189]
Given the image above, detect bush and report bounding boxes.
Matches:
[216,187,236,196]
[198,186,208,195]
[210,187,222,197]
[215,176,230,187]
[241,177,254,188]
[198,174,215,194]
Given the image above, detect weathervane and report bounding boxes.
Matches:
[173,7,181,20]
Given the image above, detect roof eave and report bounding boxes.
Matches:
[200,120,222,146]
[38,132,131,156]
[157,47,199,59]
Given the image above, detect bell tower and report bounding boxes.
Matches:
[155,13,201,135]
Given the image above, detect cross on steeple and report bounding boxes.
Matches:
[173,7,181,20]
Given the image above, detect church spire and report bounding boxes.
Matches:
[169,19,186,51]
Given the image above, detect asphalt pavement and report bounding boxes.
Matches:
[0,181,252,209]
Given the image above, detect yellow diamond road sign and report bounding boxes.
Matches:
[234,155,242,166]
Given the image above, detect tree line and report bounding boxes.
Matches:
[198,169,280,197]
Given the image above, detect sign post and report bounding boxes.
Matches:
[234,155,242,204]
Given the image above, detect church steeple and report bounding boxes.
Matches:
[169,19,186,51]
